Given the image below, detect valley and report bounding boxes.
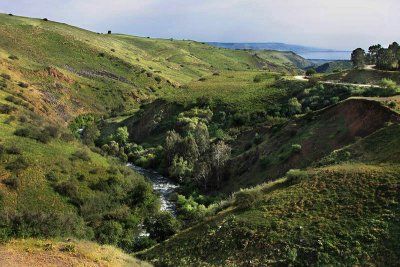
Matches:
[0,12,399,267]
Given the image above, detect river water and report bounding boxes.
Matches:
[127,163,178,213]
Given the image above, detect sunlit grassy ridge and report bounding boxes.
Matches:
[0,238,152,267]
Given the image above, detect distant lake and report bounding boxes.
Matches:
[298,51,351,60]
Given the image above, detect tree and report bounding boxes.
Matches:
[376,48,398,70]
[287,97,302,115]
[194,161,210,190]
[211,141,231,188]
[194,122,210,154]
[144,212,180,242]
[305,69,316,76]
[107,30,112,34]
[351,48,366,68]
[169,156,193,182]
[97,220,123,245]
[114,127,129,146]
[164,130,182,164]
[368,44,382,64]
[81,123,100,146]
[181,135,200,165]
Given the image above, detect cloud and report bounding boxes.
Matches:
[0,0,398,49]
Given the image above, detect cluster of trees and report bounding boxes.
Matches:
[351,42,400,70]
[164,118,231,190]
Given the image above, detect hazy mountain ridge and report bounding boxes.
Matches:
[207,42,350,53]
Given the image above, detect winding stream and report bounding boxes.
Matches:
[127,163,178,213]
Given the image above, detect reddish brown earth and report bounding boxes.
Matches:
[227,99,400,191]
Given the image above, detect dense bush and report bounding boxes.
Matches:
[69,150,91,161]
[234,188,264,209]
[6,145,22,155]
[144,212,180,242]
[18,82,29,88]
[2,176,20,190]
[1,73,11,80]
[0,104,17,114]
[286,169,308,185]
[6,156,29,172]
[14,126,53,143]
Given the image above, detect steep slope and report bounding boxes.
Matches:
[226,99,400,191]
[139,122,400,265]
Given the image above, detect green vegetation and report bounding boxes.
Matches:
[0,13,399,267]
[351,42,400,70]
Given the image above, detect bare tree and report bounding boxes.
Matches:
[211,141,231,188]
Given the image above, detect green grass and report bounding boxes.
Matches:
[163,71,288,113]
[139,163,400,266]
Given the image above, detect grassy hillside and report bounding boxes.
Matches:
[224,99,400,191]
[139,154,400,266]
[0,13,306,122]
[0,239,152,267]
[315,60,352,73]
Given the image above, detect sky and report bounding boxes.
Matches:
[0,0,398,50]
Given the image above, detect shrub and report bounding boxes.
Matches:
[0,104,17,114]
[234,188,263,209]
[45,171,59,182]
[111,48,116,52]
[69,150,91,161]
[306,69,317,76]
[286,169,308,185]
[99,52,105,57]
[18,82,29,88]
[144,212,180,242]
[1,74,11,80]
[388,101,396,109]
[14,127,32,138]
[107,30,112,34]
[215,129,225,140]
[43,125,60,138]
[54,180,81,206]
[60,132,75,142]
[8,55,18,60]
[97,220,123,245]
[291,144,302,153]
[2,176,20,190]
[43,18,48,21]
[381,78,398,90]
[129,237,157,252]
[198,77,207,81]
[6,156,29,172]
[154,76,162,83]
[0,144,4,158]
[6,145,22,155]
[59,244,75,252]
